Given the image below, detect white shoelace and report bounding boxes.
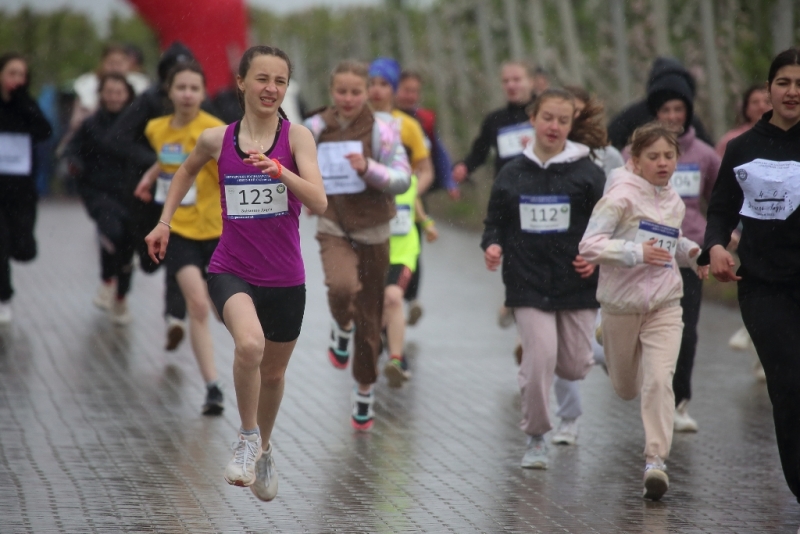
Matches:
[232,438,260,472]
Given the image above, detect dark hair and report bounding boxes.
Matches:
[563,86,609,151]
[101,43,128,59]
[124,43,145,67]
[237,45,292,120]
[0,52,26,77]
[98,73,135,108]
[399,70,423,84]
[501,59,537,78]
[768,48,800,86]
[629,121,681,158]
[165,61,206,91]
[741,82,768,123]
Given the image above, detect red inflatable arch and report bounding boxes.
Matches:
[127,0,249,96]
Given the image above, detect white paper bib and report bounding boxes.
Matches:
[390,205,412,236]
[318,140,366,195]
[154,172,197,206]
[670,163,702,198]
[224,174,288,219]
[0,132,32,175]
[634,220,679,257]
[735,159,800,221]
[519,195,570,234]
[497,123,534,159]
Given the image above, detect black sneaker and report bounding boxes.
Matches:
[202,384,224,416]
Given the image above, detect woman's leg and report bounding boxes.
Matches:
[515,307,559,437]
[740,281,800,501]
[257,338,297,445]
[175,265,218,384]
[638,305,683,462]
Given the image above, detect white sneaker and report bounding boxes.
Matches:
[497,306,514,329]
[93,281,115,310]
[165,315,186,351]
[728,326,752,351]
[225,433,262,487]
[674,400,698,432]
[250,442,279,501]
[0,301,11,325]
[521,435,548,469]
[110,298,132,326]
[551,418,578,445]
[643,457,669,500]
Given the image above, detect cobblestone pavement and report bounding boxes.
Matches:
[1,200,798,533]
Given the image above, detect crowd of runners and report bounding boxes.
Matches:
[2,39,800,510]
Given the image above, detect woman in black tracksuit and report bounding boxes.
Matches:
[0,52,52,323]
[700,48,800,502]
[66,73,139,324]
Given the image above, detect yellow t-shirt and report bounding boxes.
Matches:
[391,109,430,165]
[145,110,224,240]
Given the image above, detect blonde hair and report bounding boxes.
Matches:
[330,59,369,87]
[629,121,681,158]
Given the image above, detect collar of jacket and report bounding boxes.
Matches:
[609,160,674,197]
[753,110,800,138]
[523,139,590,169]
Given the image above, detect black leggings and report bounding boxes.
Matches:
[85,195,136,299]
[673,267,703,404]
[0,188,37,302]
[739,276,800,502]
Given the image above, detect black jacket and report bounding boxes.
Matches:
[462,101,531,176]
[607,57,714,149]
[481,148,605,310]
[699,112,800,283]
[0,87,52,196]
[66,108,138,206]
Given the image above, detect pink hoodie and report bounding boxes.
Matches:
[579,162,701,314]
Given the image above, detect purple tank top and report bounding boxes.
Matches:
[208,119,304,287]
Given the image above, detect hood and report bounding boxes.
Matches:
[606,160,673,196]
[523,139,590,169]
[753,110,800,138]
[646,58,695,133]
[647,57,696,96]
[157,42,195,83]
[677,126,697,148]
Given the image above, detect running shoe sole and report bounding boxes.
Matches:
[328,349,349,370]
[384,361,409,388]
[521,459,548,469]
[407,305,423,326]
[165,325,184,351]
[643,470,669,501]
[202,403,224,416]
[551,434,577,446]
[351,417,373,431]
[224,450,262,487]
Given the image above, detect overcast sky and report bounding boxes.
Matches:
[2,0,435,31]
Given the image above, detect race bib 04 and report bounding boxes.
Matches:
[670,163,702,198]
[224,174,288,219]
[634,220,679,257]
[735,159,800,221]
[497,123,534,159]
[0,132,32,175]
[390,205,412,236]
[519,195,570,234]
[318,141,366,195]
[154,172,197,206]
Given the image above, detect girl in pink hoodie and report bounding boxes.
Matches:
[579,123,708,501]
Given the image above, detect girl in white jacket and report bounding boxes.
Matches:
[579,122,708,501]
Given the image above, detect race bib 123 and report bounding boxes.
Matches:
[224,174,289,219]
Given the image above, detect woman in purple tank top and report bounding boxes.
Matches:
[144,46,326,500]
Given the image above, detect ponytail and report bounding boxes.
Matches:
[564,86,609,153]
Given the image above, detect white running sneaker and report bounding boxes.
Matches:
[93,281,115,310]
[110,298,132,326]
[521,435,548,469]
[497,306,515,329]
[250,442,279,501]
[551,418,578,445]
[225,433,262,487]
[674,400,698,432]
[0,301,11,325]
[728,326,752,351]
[643,457,669,501]
[165,315,186,351]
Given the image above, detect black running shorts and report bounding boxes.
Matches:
[206,272,305,343]
[165,233,219,278]
[386,264,413,293]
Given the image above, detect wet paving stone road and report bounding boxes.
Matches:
[1,200,798,533]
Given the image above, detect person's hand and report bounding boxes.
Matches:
[727,230,741,252]
[452,163,468,183]
[447,187,461,201]
[697,265,709,279]
[642,238,674,267]
[243,151,282,177]
[709,244,741,282]
[344,153,368,175]
[134,175,153,202]
[573,255,596,278]
[484,244,502,271]
[424,224,439,243]
[144,223,170,264]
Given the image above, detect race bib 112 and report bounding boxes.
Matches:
[224,174,288,219]
[519,195,570,234]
